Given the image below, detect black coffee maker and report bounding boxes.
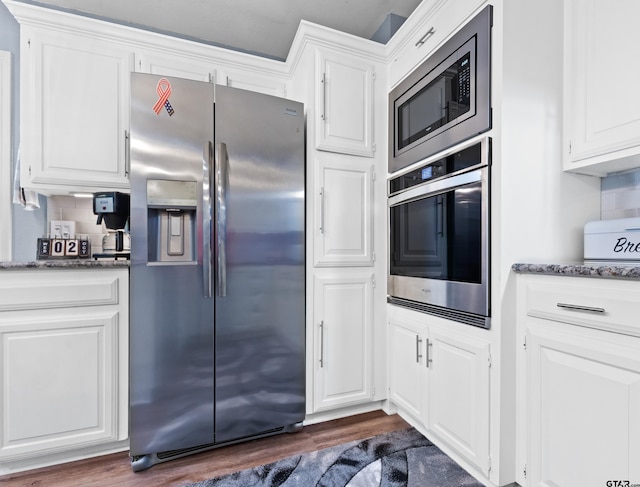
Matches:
[93,191,130,259]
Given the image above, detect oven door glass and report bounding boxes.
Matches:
[389,179,482,284]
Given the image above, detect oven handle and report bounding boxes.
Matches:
[388,167,484,207]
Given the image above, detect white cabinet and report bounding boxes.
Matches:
[314,156,374,267]
[20,27,133,192]
[516,274,640,486]
[138,50,216,82]
[427,328,490,474]
[221,68,286,97]
[387,0,485,89]
[138,51,287,97]
[314,48,375,157]
[311,272,374,412]
[563,0,640,176]
[388,305,491,476]
[389,314,426,422]
[0,268,129,474]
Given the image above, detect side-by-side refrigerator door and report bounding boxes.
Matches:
[129,73,215,461]
[213,85,306,443]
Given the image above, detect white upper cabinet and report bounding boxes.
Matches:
[220,68,287,98]
[563,0,640,176]
[137,50,216,83]
[20,26,133,192]
[387,0,485,89]
[314,48,375,157]
[313,156,374,267]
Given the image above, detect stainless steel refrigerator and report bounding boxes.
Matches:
[128,73,305,471]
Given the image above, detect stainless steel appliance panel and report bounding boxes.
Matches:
[129,74,305,470]
[212,85,305,443]
[387,137,490,328]
[129,73,215,456]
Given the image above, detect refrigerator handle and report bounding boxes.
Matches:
[203,141,213,298]
[215,142,228,297]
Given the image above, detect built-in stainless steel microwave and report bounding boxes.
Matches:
[389,5,492,173]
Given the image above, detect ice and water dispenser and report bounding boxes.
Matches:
[146,179,198,263]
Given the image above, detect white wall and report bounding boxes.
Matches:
[0,2,47,262]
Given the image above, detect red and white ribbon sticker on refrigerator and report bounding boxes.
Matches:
[153,78,175,116]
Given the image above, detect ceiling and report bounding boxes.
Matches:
[22,0,423,60]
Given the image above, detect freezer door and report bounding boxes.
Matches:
[213,85,305,443]
[129,73,215,456]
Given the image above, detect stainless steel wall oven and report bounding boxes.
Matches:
[388,137,490,328]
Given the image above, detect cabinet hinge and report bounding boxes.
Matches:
[372,252,376,263]
[28,165,31,176]
[488,353,492,368]
[27,38,31,48]
[568,141,572,154]
[523,336,527,350]
[487,455,492,473]
[372,142,377,153]
[523,464,527,479]
[371,276,376,288]
[371,167,376,181]
[372,71,377,81]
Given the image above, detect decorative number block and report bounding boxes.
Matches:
[36,238,91,260]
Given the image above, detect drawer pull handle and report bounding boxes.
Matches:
[415,27,435,47]
[556,303,605,314]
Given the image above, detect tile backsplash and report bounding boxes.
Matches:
[601,168,640,220]
[47,196,106,252]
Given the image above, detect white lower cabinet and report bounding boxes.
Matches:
[312,272,374,412]
[427,328,490,473]
[388,305,491,476]
[389,315,425,422]
[517,274,640,487]
[0,268,129,474]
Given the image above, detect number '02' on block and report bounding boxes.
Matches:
[37,238,91,260]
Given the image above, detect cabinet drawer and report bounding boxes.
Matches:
[388,0,485,89]
[0,271,121,311]
[522,275,640,336]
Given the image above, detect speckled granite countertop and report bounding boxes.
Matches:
[0,260,129,270]
[512,262,640,280]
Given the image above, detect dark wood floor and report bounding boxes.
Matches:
[0,411,410,487]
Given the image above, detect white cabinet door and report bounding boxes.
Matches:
[21,27,133,191]
[314,157,374,267]
[526,321,640,487]
[388,315,426,422]
[315,49,374,157]
[312,273,373,411]
[220,68,286,98]
[388,306,491,477]
[138,50,216,82]
[0,269,128,472]
[564,0,640,175]
[428,328,490,476]
[0,310,121,460]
